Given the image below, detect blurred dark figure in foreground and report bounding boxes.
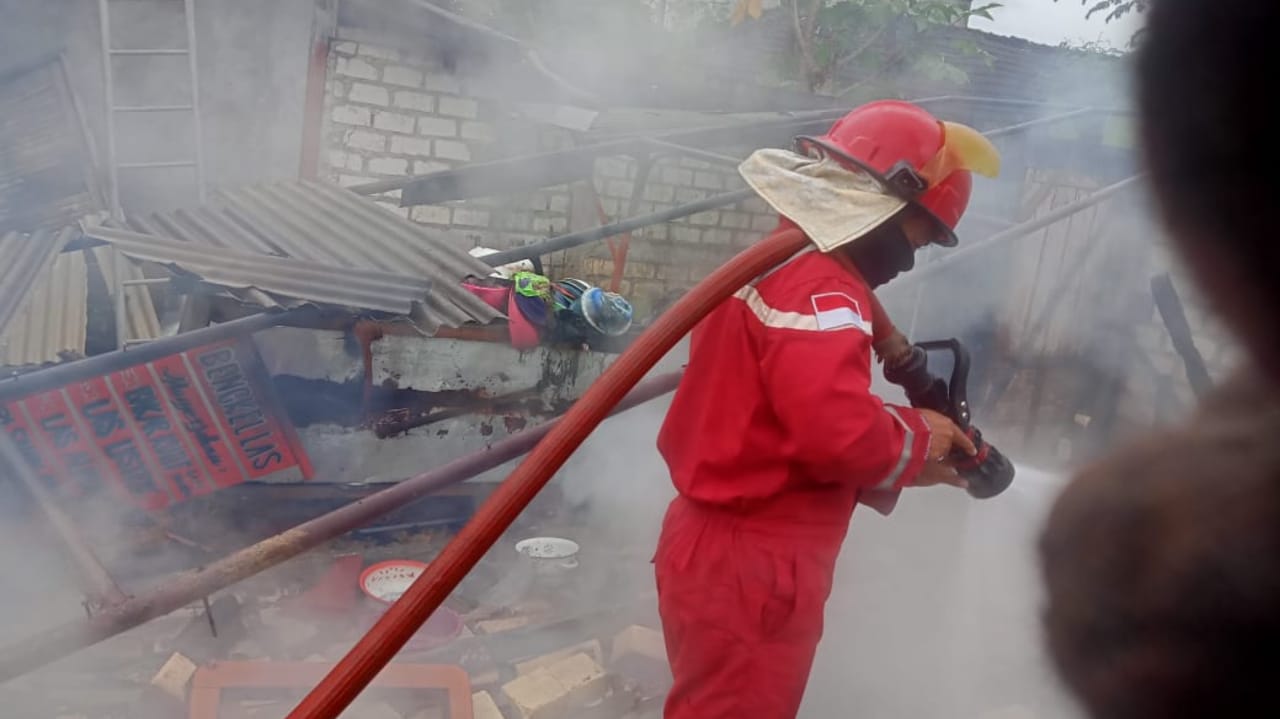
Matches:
[1039,1,1280,718]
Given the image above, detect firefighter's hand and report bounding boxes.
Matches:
[916,459,970,489]
[919,409,978,460]
[915,409,977,489]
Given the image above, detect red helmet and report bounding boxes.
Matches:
[798,100,1001,246]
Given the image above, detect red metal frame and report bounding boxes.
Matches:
[298,35,331,181]
[0,371,682,685]
[188,661,472,719]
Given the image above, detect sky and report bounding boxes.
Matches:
[970,0,1145,50]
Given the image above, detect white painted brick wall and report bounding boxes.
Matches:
[368,157,409,176]
[453,208,491,227]
[373,110,416,134]
[413,160,450,174]
[437,96,479,119]
[331,105,371,127]
[418,117,458,137]
[382,65,424,88]
[345,129,386,152]
[393,91,434,112]
[434,139,471,162]
[336,57,378,80]
[411,205,452,225]
[389,136,434,157]
[348,83,390,106]
[422,73,462,94]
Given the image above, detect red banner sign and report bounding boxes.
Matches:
[1,337,313,511]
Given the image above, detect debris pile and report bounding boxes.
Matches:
[12,506,670,719]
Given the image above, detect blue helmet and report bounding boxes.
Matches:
[579,287,634,336]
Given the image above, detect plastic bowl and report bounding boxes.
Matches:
[359,559,428,603]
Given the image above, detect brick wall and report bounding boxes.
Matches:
[319,34,779,323]
[555,155,778,319]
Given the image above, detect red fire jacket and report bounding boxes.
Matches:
[657,243,932,526]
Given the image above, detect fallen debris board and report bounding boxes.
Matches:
[503,669,570,719]
[475,616,534,635]
[149,651,198,700]
[610,625,672,699]
[472,691,504,719]
[610,625,665,664]
[514,639,604,675]
[503,652,609,719]
[543,652,609,708]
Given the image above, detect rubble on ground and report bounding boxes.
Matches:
[0,500,670,718]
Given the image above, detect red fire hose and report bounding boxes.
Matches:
[286,227,811,717]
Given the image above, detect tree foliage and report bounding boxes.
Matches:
[1053,0,1150,24]
[733,1,999,95]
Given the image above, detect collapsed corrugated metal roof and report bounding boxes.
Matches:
[0,242,164,368]
[0,56,104,234]
[82,181,503,332]
[0,248,85,367]
[0,227,77,339]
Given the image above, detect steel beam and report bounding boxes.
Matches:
[374,110,845,205]
[906,175,1145,283]
[478,188,755,268]
[0,308,311,403]
[474,108,1104,269]
[0,370,683,685]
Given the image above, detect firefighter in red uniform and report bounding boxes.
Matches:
[653,100,1002,718]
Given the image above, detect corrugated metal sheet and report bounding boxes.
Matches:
[82,180,503,331]
[0,249,87,367]
[0,244,165,368]
[0,57,103,234]
[92,246,164,343]
[0,227,77,339]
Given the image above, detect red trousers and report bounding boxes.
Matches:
[654,497,847,719]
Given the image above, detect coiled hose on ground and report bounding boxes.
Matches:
[287,227,811,718]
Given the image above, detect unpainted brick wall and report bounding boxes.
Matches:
[319,36,780,323]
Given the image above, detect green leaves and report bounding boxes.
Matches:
[1051,0,1150,24]
[796,0,999,93]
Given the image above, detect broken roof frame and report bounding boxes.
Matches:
[0,95,1142,688]
[363,99,1131,270]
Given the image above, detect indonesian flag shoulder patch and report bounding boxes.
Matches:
[810,292,872,334]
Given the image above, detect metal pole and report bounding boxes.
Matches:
[0,308,309,404]
[473,109,1105,270]
[96,0,121,218]
[111,248,127,350]
[0,371,682,685]
[0,435,128,608]
[982,107,1097,139]
[912,95,1134,115]
[905,175,1145,284]
[479,188,755,268]
[183,0,207,203]
[644,138,744,167]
